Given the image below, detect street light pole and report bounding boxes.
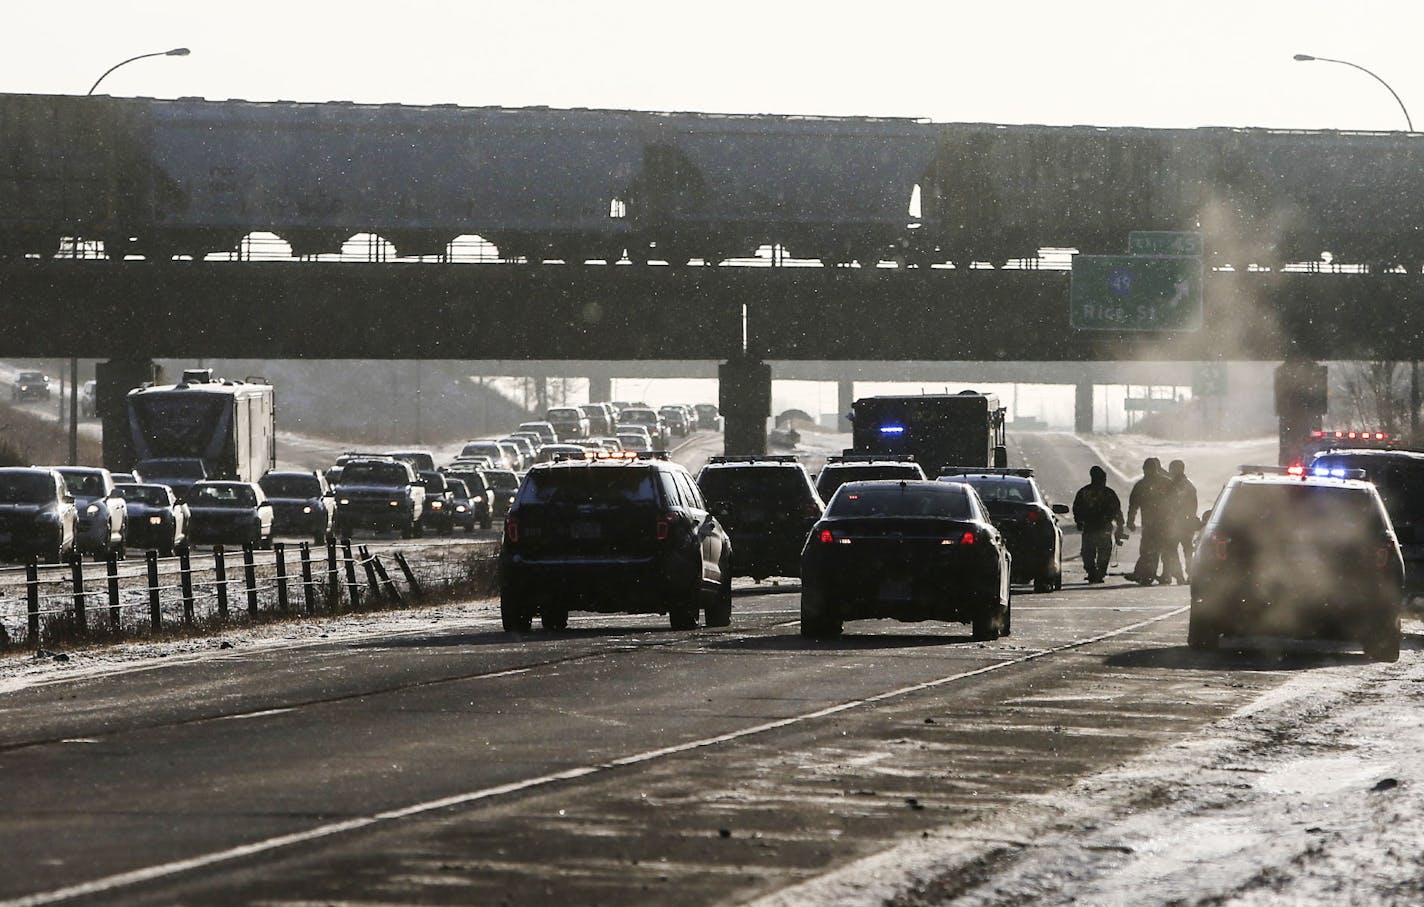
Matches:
[72,48,189,466]
[1293,53,1418,439]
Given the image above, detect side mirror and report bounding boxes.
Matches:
[1051,504,1070,515]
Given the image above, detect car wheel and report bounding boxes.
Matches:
[705,572,733,628]
[971,607,999,642]
[668,582,699,630]
[1186,608,1219,650]
[799,586,842,638]
[540,605,569,631]
[500,592,533,632]
[1363,618,1401,663]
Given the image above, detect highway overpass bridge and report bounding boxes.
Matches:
[4,261,1408,463]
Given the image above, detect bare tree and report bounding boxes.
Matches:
[1336,360,1410,435]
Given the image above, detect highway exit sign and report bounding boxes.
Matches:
[1129,231,1203,256]
[1070,255,1203,331]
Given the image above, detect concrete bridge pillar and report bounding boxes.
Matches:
[95,358,162,472]
[587,375,612,404]
[1074,381,1094,434]
[837,379,855,433]
[719,358,771,456]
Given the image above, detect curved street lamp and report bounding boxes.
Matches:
[1292,53,1413,131]
[1294,53,1418,438]
[71,47,190,465]
[87,47,190,97]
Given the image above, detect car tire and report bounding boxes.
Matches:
[799,586,842,639]
[500,592,533,632]
[668,583,699,630]
[705,573,733,628]
[540,606,569,631]
[1186,608,1219,650]
[1363,618,1401,663]
[971,607,999,642]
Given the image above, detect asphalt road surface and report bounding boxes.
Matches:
[0,431,1303,906]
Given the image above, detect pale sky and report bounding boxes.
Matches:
[7,1,1424,131]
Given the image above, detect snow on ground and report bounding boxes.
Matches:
[757,623,1424,907]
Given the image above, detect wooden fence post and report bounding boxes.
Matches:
[341,537,360,607]
[146,550,162,631]
[242,544,258,617]
[326,538,340,608]
[274,543,290,613]
[180,547,195,625]
[71,556,86,636]
[372,555,402,604]
[214,545,229,620]
[393,551,422,599]
[106,553,121,630]
[359,545,382,602]
[26,561,39,644]
[299,542,316,614]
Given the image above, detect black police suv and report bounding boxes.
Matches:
[1190,466,1403,662]
[697,455,823,581]
[1309,448,1424,602]
[500,452,732,632]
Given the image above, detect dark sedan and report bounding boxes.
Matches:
[259,471,334,543]
[938,468,1067,593]
[113,483,189,555]
[799,480,1011,640]
[187,481,274,548]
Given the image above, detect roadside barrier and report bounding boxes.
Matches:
[0,537,498,648]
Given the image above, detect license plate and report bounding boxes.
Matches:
[569,521,602,540]
[879,577,912,600]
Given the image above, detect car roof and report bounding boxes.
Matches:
[1313,448,1424,463]
[1229,472,1376,490]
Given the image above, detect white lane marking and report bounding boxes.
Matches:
[213,708,296,722]
[0,605,1186,907]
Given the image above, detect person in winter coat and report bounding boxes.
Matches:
[1072,465,1125,584]
[1126,457,1176,585]
[1164,459,1198,582]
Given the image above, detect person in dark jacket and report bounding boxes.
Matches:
[1164,459,1198,582]
[1072,465,1125,584]
[1126,457,1175,585]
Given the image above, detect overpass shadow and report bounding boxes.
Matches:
[1106,631,1424,672]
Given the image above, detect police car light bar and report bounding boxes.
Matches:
[878,425,906,435]
[939,467,1035,478]
[1311,465,1369,480]
[825,454,918,464]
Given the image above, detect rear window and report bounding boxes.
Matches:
[115,484,169,506]
[1218,483,1385,534]
[819,464,923,495]
[699,466,812,504]
[340,463,410,486]
[193,485,257,507]
[519,468,657,506]
[260,475,320,497]
[0,471,56,504]
[484,470,519,491]
[828,483,972,519]
[958,477,1036,503]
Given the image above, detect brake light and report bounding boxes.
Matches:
[656,514,673,541]
[1286,465,1305,477]
[1025,508,1040,522]
[1211,532,1229,560]
[960,530,976,545]
[504,516,518,543]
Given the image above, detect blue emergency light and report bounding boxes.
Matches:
[879,425,906,435]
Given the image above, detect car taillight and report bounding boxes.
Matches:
[818,528,835,544]
[1025,508,1040,523]
[504,516,518,543]
[656,514,673,541]
[960,530,976,545]
[1211,531,1229,560]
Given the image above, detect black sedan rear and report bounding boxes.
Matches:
[939,470,1067,592]
[800,480,1011,640]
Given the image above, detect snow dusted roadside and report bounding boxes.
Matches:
[756,625,1424,907]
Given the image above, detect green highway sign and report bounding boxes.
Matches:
[1070,255,1203,331]
[1193,363,1227,397]
[1129,231,1203,256]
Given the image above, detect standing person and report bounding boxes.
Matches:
[1072,465,1125,584]
[1165,459,1198,582]
[1126,457,1173,585]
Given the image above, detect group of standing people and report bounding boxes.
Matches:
[1070,457,1198,585]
